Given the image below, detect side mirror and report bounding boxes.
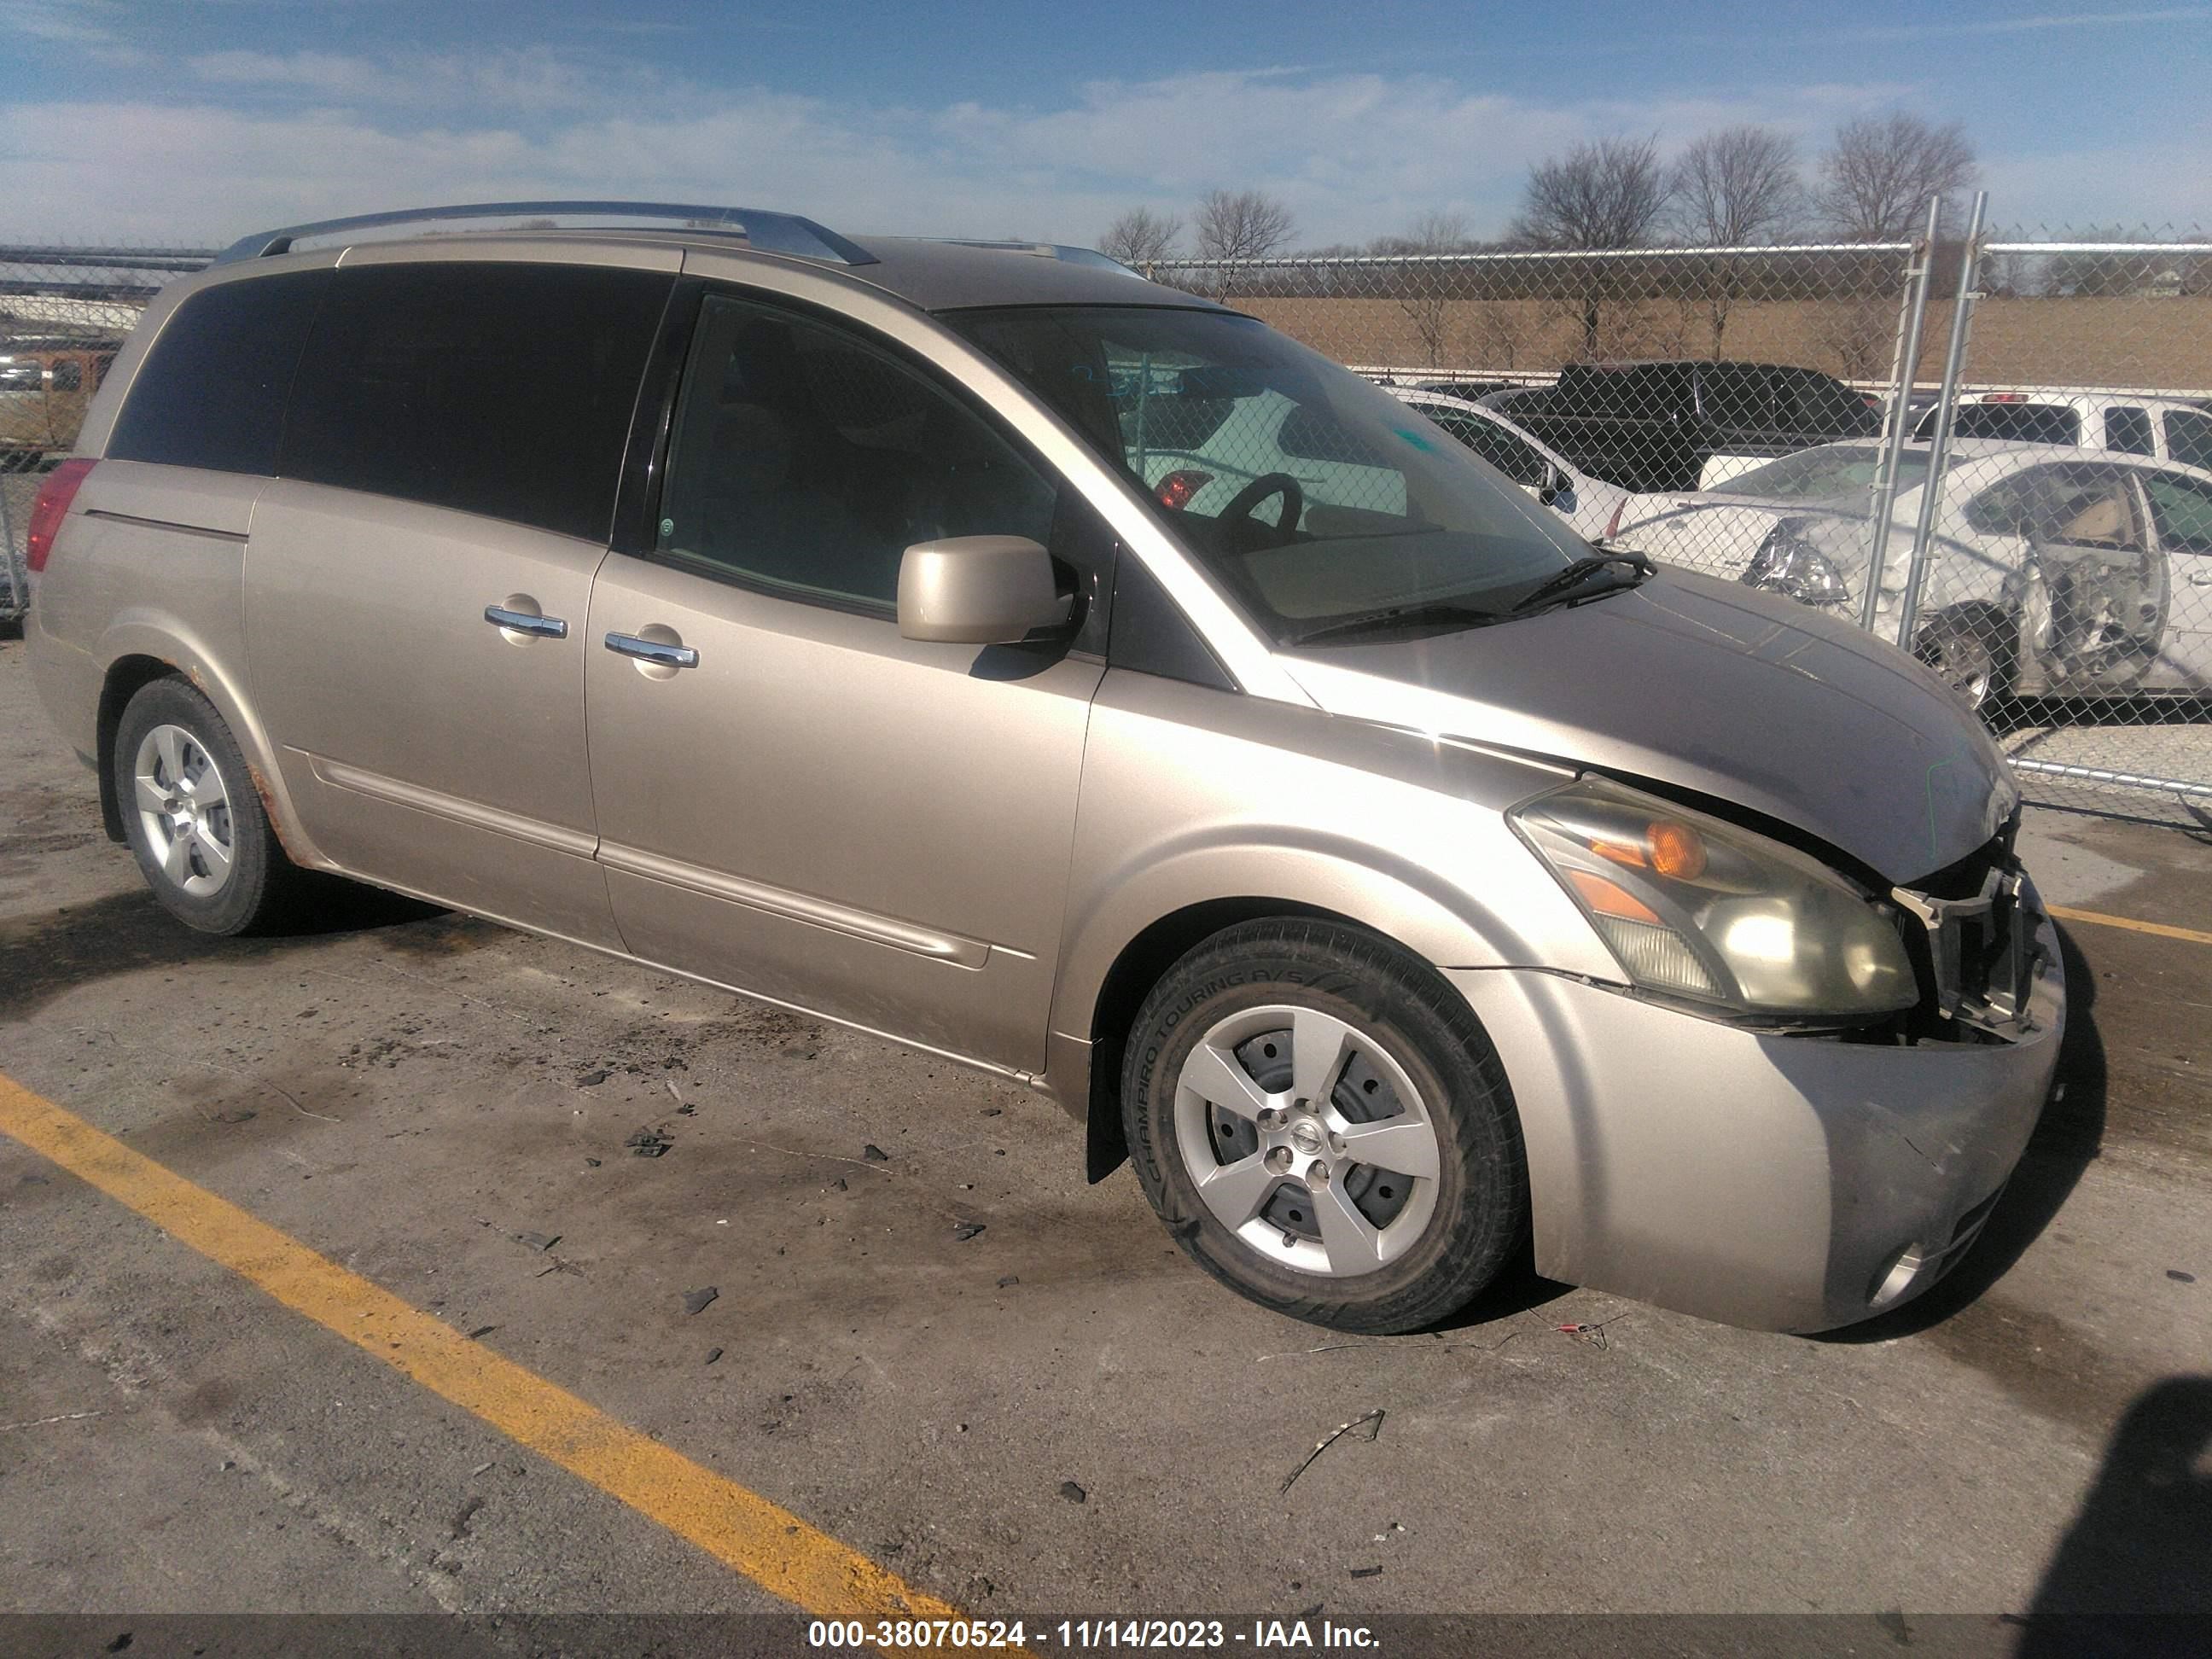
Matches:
[898,536,1072,644]
[1538,463,1567,506]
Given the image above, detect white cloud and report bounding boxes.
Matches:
[0,64,2202,246]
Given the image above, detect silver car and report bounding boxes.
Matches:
[22,201,2063,1335]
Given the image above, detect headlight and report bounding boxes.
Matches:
[1742,522,1849,609]
[1511,777,1918,1020]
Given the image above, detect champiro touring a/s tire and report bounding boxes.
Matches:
[1121,919,1528,1334]
[114,676,306,936]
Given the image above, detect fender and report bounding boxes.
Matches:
[94,613,330,871]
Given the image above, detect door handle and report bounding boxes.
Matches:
[2191,570,2212,587]
[604,632,699,669]
[484,604,568,639]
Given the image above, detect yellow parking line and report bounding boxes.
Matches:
[2047,904,2212,948]
[0,1071,993,1644]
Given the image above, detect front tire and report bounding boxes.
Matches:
[114,677,303,935]
[1121,919,1527,1334]
[1917,608,2013,713]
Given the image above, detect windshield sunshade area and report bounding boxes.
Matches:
[1713,445,1936,504]
[946,306,1595,642]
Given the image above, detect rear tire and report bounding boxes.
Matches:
[1121,919,1527,1334]
[114,677,305,935]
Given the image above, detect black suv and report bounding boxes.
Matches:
[1500,360,1879,492]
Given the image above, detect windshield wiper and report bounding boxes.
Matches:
[1289,600,1506,648]
[1508,550,1655,614]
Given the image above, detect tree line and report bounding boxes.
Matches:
[1101,113,1978,267]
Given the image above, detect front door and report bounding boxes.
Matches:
[2136,464,2212,687]
[583,292,1105,1071]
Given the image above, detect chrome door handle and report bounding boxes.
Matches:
[604,632,698,669]
[484,604,568,639]
[2191,570,2212,587]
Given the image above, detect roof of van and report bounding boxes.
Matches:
[208,203,1221,316]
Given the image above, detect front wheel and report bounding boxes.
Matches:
[1916,608,2013,712]
[1121,919,1527,1334]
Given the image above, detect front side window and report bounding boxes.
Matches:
[949,306,1585,642]
[1968,463,2143,549]
[656,295,1057,609]
[49,360,82,393]
[2141,469,2212,552]
[281,262,669,542]
[1428,410,1549,487]
[1697,367,1777,429]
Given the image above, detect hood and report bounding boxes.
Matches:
[1279,568,2017,884]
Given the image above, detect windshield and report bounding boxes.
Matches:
[946,306,1589,641]
[1712,445,1935,502]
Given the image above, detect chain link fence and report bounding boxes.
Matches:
[1152,211,2212,825]
[3,225,2209,821]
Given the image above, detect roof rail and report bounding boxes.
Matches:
[927,238,1140,276]
[212,201,876,267]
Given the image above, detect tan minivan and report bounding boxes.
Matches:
[25,202,2064,1336]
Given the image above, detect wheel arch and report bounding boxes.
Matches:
[92,623,324,868]
[1056,838,1565,1182]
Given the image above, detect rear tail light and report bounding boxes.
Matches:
[1983,393,2028,403]
[1601,497,1627,541]
[1155,469,1214,510]
[25,457,96,573]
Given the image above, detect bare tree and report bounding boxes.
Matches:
[1098,207,1182,270]
[1193,189,1297,262]
[1668,125,1802,355]
[1510,135,1671,355]
[1373,212,1475,367]
[1510,134,1671,250]
[1670,125,1802,247]
[1814,113,1976,242]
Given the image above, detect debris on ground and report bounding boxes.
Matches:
[465,1325,498,1341]
[584,1158,602,1168]
[705,1348,724,1365]
[2169,1269,2197,1283]
[982,1108,1003,1117]
[513,1231,559,1253]
[1554,1315,1629,1351]
[683,1287,719,1316]
[863,1144,890,1162]
[1279,1408,1384,1495]
[953,1223,987,1242]
[997,1275,1019,1289]
[450,1495,485,1539]
[211,1109,256,1125]
[1059,1481,1088,1504]
[578,1069,609,1087]
[1348,1565,1382,1580]
[831,1178,847,1191]
[626,1128,674,1158]
[470,1462,494,1476]
[1295,1604,1324,1621]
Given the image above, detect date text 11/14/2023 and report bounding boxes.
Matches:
[806,1618,1382,1650]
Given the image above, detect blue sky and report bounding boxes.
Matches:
[3,1,2209,246]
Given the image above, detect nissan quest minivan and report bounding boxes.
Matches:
[22,202,2063,1336]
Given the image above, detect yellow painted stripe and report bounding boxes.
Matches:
[2047,904,2212,948]
[0,1071,999,1647]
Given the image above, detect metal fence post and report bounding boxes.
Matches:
[1860,196,1943,633]
[1895,189,1988,652]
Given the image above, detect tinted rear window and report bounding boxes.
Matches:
[107,271,329,474]
[1953,403,2081,446]
[281,262,670,542]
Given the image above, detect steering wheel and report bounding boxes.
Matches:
[1218,472,1305,548]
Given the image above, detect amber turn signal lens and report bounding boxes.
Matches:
[1566,868,1661,923]
[1647,819,1707,881]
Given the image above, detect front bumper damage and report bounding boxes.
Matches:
[1452,887,2064,1333]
